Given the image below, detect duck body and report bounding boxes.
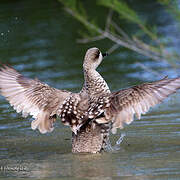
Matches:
[0,47,180,153]
[59,48,112,153]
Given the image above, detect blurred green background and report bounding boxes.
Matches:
[0,0,180,179]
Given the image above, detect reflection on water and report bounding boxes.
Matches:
[0,0,180,179]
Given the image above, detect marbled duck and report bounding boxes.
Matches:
[0,47,180,153]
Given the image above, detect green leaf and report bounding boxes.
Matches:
[58,0,77,11]
[98,0,143,25]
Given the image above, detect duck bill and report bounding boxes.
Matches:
[102,52,108,58]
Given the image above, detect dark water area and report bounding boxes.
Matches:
[0,0,180,179]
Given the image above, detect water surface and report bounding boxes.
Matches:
[0,0,180,179]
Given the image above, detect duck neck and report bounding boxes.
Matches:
[83,68,110,97]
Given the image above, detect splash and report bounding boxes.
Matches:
[104,132,126,152]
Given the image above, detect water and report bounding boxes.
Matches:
[0,0,180,179]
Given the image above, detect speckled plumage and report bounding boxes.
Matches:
[0,47,180,153]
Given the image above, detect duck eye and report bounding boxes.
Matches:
[95,50,100,59]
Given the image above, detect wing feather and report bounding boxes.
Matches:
[106,77,180,133]
[0,66,72,133]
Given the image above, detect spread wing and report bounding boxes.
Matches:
[0,66,72,133]
[102,77,180,133]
